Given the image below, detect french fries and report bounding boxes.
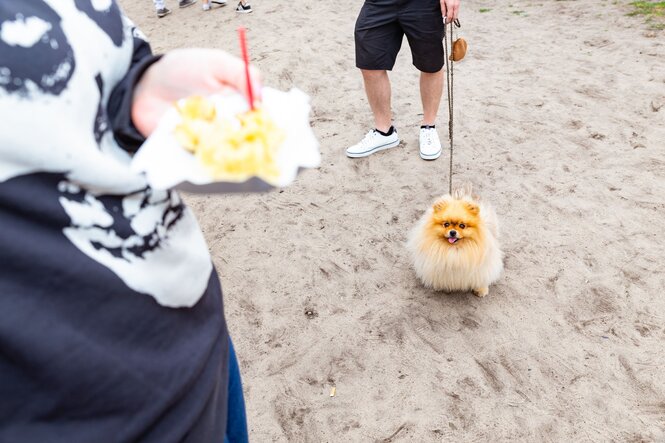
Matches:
[173,96,285,182]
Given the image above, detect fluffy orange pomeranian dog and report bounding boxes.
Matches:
[407,184,503,297]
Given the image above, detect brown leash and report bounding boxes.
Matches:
[443,19,462,194]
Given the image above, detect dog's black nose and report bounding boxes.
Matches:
[449,230,457,237]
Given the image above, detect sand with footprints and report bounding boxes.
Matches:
[119,0,665,440]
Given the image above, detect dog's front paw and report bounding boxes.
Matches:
[473,287,488,297]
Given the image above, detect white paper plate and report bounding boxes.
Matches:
[131,87,320,193]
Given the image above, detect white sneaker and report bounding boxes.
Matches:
[346,129,400,158]
[202,2,211,10]
[419,127,442,160]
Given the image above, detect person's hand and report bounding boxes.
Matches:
[440,0,460,23]
[132,48,262,137]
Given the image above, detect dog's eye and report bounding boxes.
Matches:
[459,223,466,229]
[444,222,450,227]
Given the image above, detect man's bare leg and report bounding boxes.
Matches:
[418,69,444,160]
[346,69,400,157]
[361,69,392,132]
[420,69,444,125]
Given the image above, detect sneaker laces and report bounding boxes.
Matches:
[360,130,380,148]
[421,129,435,147]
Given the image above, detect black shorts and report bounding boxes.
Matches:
[355,0,445,73]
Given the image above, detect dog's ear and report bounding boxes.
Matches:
[433,201,447,213]
[465,202,480,216]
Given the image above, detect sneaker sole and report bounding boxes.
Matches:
[346,139,400,158]
[211,0,227,4]
[420,148,442,161]
[236,9,253,13]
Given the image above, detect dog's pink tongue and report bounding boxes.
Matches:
[448,237,457,244]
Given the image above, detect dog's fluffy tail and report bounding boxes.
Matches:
[451,182,475,200]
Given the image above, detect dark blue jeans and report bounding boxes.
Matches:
[224,339,248,443]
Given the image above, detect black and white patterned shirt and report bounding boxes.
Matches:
[0,2,230,441]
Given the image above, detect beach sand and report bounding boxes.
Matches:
[119,0,665,440]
